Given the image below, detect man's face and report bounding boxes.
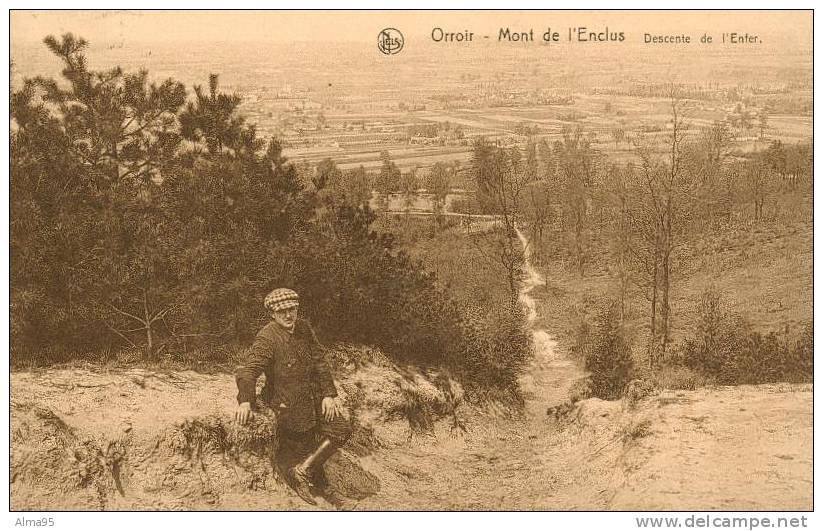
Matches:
[273,305,298,332]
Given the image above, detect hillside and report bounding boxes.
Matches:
[10,231,812,511]
[531,218,813,369]
[11,369,811,510]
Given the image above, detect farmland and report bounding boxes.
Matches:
[11,38,811,190]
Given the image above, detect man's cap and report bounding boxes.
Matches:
[264,288,299,312]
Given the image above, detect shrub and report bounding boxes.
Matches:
[585,301,634,399]
[449,196,481,215]
[288,203,464,369]
[10,35,537,404]
[651,365,713,391]
[454,300,533,402]
[570,311,593,363]
[674,287,812,385]
[715,324,808,384]
[620,418,653,442]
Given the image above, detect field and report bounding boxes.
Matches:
[11,38,812,180]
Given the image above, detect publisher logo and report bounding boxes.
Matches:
[378,28,404,55]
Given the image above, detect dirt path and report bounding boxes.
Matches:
[358,229,613,510]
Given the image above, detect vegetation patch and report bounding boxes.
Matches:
[10,34,533,404]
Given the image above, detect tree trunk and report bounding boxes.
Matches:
[649,240,660,368]
[660,246,671,356]
[575,212,585,277]
[618,194,629,322]
[660,205,674,358]
[145,325,154,358]
[143,290,154,358]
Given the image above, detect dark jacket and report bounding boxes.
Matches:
[235,319,338,433]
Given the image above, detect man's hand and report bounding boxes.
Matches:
[235,402,253,425]
[321,396,344,421]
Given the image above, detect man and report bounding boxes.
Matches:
[234,287,352,505]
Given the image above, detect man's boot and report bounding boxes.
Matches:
[289,439,337,505]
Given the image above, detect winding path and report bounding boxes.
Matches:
[360,229,609,510]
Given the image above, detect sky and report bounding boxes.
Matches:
[11,10,812,46]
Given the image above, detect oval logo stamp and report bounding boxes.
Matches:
[378,28,404,55]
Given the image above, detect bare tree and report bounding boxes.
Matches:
[742,158,771,221]
[690,121,736,229]
[606,163,635,322]
[555,128,599,277]
[758,111,769,141]
[633,90,693,364]
[700,120,734,166]
[523,180,552,255]
[470,139,532,303]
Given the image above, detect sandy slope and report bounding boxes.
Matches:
[612,384,813,510]
[10,231,812,510]
[10,361,812,511]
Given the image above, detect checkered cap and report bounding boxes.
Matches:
[264,288,299,312]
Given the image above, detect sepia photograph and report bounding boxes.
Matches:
[7,8,813,515]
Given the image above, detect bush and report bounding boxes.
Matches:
[570,311,593,363]
[287,204,464,369]
[650,365,713,391]
[449,196,481,215]
[10,35,536,404]
[677,322,812,385]
[673,287,812,385]
[584,301,634,399]
[456,301,533,401]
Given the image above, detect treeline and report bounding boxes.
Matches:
[406,121,465,139]
[460,93,811,395]
[10,34,529,399]
[523,107,811,351]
